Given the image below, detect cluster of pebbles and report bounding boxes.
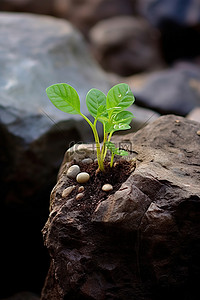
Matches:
[62,160,113,201]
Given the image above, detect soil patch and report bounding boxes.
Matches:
[65,159,135,218]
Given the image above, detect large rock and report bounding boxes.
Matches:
[136,1,200,64]
[0,12,110,298]
[62,0,136,36]
[137,0,200,26]
[133,62,200,115]
[0,0,55,15]
[89,16,164,76]
[42,115,200,300]
[158,19,200,64]
[0,0,136,35]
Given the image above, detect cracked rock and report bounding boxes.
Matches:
[42,115,200,300]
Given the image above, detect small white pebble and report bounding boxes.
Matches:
[76,193,84,200]
[62,185,76,198]
[76,172,90,183]
[67,165,80,179]
[102,184,113,192]
[197,130,200,136]
[82,158,93,164]
[78,186,85,193]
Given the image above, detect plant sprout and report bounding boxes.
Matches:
[46,83,135,171]
[105,141,129,167]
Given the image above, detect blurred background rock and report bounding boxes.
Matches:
[1,0,200,75]
[0,0,200,299]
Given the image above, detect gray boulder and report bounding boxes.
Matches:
[0,1,136,34]
[0,0,54,15]
[42,115,200,300]
[137,0,200,26]
[89,16,164,76]
[136,1,200,64]
[134,62,200,115]
[62,0,136,36]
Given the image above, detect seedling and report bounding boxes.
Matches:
[105,141,129,167]
[46,83,135,171]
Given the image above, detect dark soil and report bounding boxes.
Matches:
[66,159,135,218]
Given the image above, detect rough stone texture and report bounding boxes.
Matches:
[0,12,109,298]
[134,62,200,115]
[42,115,200,300]
[89,16,164,76]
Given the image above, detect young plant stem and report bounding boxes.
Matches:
[80,113,104,171]
[93,119,104,171]
[110,152,115,167]
[103,131,114,161]
[100,124,108,163]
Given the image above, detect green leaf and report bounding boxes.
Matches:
[46,83,81,114]
[105,121,114,133]
[86,88,106,118]
[106,83,135,116]
[96,105,109,120]
[105,141,129,156]
[105,141,117,153]
[105,122,131,134]
[113,111,134,125]
[115,149,129,156]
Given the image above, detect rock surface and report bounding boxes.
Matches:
[1,0,200,71]
[0,0,136,34]
[134,62,200,115]
[137,0,200,26]
[61,0,136,36]
[42,115,200,300]
[89,16,164,76]
[137,0,200,64]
